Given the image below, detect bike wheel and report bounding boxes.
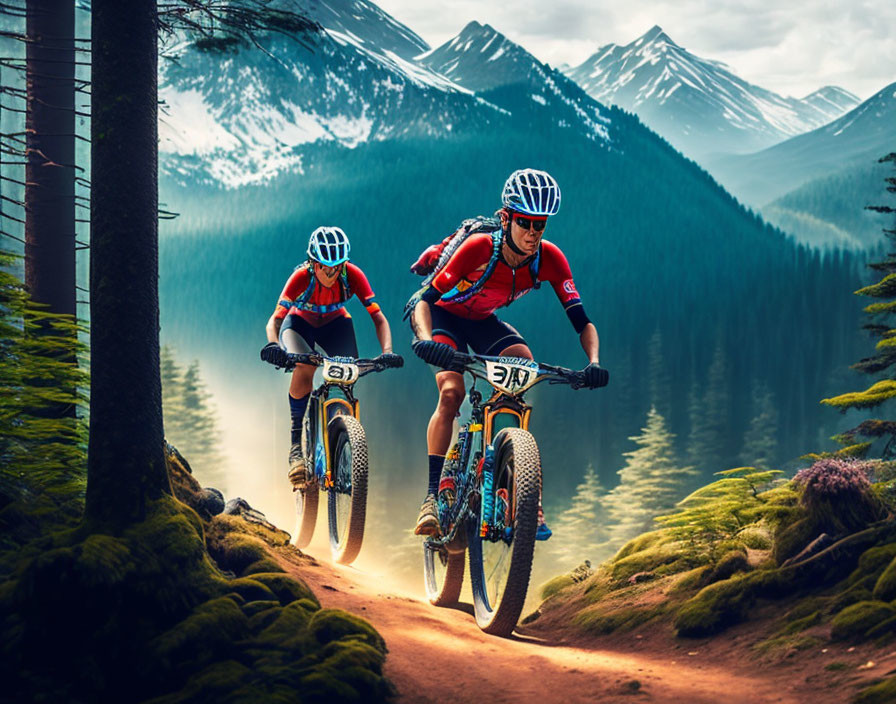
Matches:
[327,415,368,565]
[423,539,466,606]
[292,483,319,549]
[468,428,541,636]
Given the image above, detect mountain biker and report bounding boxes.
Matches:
[409,169,609,537]
[261,227,400,489]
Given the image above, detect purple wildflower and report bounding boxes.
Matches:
[794,458,873,498]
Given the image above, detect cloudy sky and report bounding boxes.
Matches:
[375,0,895,100]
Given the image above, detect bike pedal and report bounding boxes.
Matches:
[535,523,553,541]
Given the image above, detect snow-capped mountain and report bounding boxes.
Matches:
[416,22,610,143]
[707,82,896,206]
[564,25,860,160]
[158,1,529,187]
[159,14,615,187]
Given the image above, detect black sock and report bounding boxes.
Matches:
[428,454,444,496]
[288,393,310,445]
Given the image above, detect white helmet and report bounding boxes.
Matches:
[501,169,561,216]
[307,227,350,266]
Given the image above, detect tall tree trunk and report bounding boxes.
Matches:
[86,0,170,528]
[24,0,77,420]
[25,0,76,316]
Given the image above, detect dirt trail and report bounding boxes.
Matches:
[277,548,828,704]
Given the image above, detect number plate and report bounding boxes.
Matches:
[322,359,359,385]
[484,358,539,395]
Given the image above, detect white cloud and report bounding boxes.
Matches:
[375,0,896,99]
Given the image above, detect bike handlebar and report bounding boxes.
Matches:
[450,351,587,390]
[281,352,403,376]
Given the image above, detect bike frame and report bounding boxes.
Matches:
[288,353,386,490]
[428,353,583,548]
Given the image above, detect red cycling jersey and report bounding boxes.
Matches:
[273,262,380,327]
[431,234,583,321]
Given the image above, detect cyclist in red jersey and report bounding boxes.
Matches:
[409,169,609,536]
[261,227,400,488]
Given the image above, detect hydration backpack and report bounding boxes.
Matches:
[284,262,352,315]
[404,215,541,319]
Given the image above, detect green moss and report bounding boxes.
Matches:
[674,574,756,637]
[248,605,284,633]
[228,577,278,603]
[308,609,387,653]
[830,585,874,615]
[540,574,575,600]
[209,533,270,575]
[737,525,773,550]
[854,676,896,704]
[242,558,285,575]
[776,611,821,636]
[772,517,817,564]
[667,566,713,595]
[610,543,688,581]
[830,601,895,641]
[873,556,896,601]
[707,549,749,584]
[824,662,851,671]
[247,572,318,607]
[242,600,281,618]
[152,597,250,673]
[866,614,896,639]
[257,600,317,651]
[752,634,822,658]
[572,605,659,635]
[613,530,670,561]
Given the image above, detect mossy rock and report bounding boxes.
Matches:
[308,608,387,653]
[667,566,713,595]
[143,660,253,703]
[872,556,896,601]
[208,533,270,575]
[248,605,284,633]
[854,675,896,704]
[613,530,670,561]
[854,544,896,581]
[707,549,750,584]
[866,614,896,639]
[776,611,821,636]
[737,525,773,550]
[242,600,281,618]
[242,558,285,576]
[610,544,684,581]
[674,574,756,637]
[772,517,817,564]
[830,586,874,615]
[257,600,318,651]
[152,597,250,673]
[247,572,318,607]
[752,634,822,659]
[227,577,278,603]
[830,601,895,641]
[573,605,658,635]
[540,574,575,600]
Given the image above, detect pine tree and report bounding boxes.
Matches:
[159,352,227,492]
[552,463,608,569]
[739,382,779,469]
[605,407,696,550]
[0,253,87,502]
[822,154,896,457]
[687,341,729,474]
[647,329,672,419]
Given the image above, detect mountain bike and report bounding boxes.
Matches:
[422,352,588,636]
[283,352,401,564]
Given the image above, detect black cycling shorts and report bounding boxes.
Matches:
[280,314,358,358]
[430,305,527,357]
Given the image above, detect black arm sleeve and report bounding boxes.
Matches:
[564,301,592,335]
[420,286,442,305]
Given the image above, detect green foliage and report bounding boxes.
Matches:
[855,676,896,704]
[873,556,896,600]
[0,254,88,508]
[823,381,896,411]
[654,467,789,563]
